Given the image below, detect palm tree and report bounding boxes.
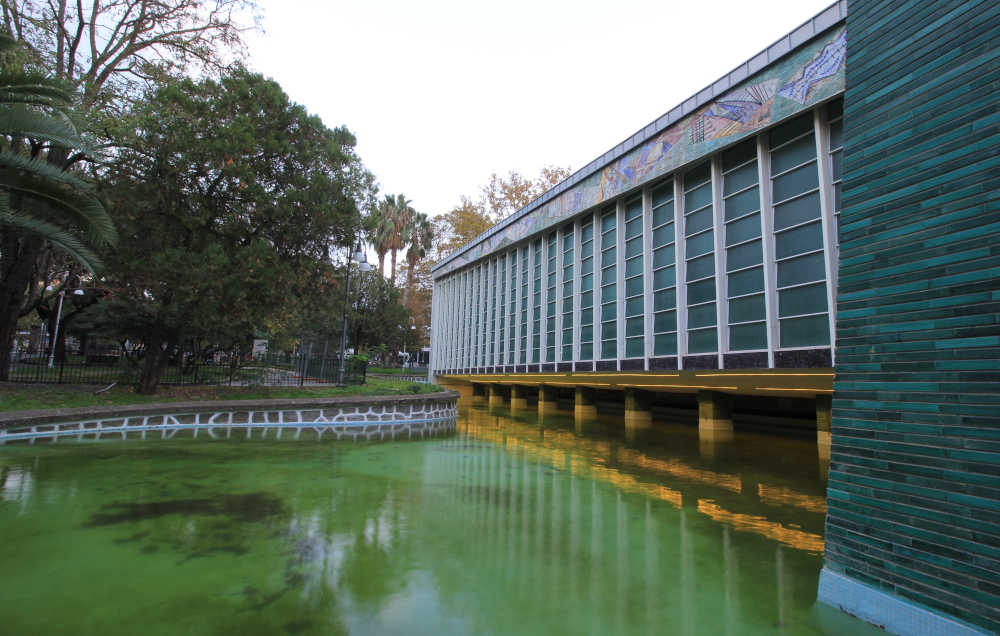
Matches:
[385,193,414,287]
[363,194,396,278]
[0,33,116,380]
[402,211,433,307]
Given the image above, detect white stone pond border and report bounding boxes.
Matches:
[0,391,460,444]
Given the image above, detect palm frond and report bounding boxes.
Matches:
[0,104,83,149]
[0,208,104,272]
[0,167,116,246]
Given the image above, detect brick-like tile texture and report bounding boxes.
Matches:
[825,1,1000,632]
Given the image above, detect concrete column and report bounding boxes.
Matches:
[510,385,528,411]
[817,394,832,480]
[624,388,652,444]
[698,390,733,457]
[488,383,507,408]
[471,382,488,406]
[574,387,597,419]
[538,385,558,415]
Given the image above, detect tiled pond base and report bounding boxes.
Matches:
[0,394,459,444]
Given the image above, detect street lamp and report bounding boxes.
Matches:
[403,320,415,369]
[337,239,372,386]
[45,275,85,368]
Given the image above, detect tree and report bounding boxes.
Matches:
[96,70,369,393]
[433,196,491,258]
[479,164,571,221]
[1,0,257,111]
[401,211,432,308]
[384,192,413,287]
[0,33,115,379]
[363,194,395,278]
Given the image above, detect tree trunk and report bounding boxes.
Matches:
[402,260,415,308]
[0,234,45,380]
[378,252,386,278]
[137,333,176,394]
[390,249,397,287]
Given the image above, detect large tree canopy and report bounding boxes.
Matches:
[95,69,371,393]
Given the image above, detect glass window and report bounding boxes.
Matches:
[600,207,617,359]
[726,240,763,271]
[773,191,821,231]
[579,220,594,361]
[546,233,557,362]
[778,282,828,317]
[688,327,718,354]
[561,225,574,361]
[651,177,677,353]
[730,322,767,350]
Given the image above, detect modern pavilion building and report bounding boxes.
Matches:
[429,1,1000,634]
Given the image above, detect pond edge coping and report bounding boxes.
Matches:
[0,390,461,428]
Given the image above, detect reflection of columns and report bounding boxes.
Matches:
[590,482,601,636]
[538,384,558,414]
[624,388,652,444]
[616,491,627,635]
[645,501,658,636]
[698,390,733,459]
[723,526,739,635]
[570,474,579,610]
[575,386,598,433]
[489,383,508,408]
[680,509,695,636]
[816,395,831,481]
[510,385,529,410]
[472,382,488,406]
[776,545,786,633]
[535,463,544,585]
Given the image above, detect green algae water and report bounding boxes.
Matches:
[0,405,877,635]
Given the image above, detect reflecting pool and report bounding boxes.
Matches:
[0,404,877,635]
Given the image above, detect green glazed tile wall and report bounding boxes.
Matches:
[827,0,1000,632]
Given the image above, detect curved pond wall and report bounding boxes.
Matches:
[0,391,459,444]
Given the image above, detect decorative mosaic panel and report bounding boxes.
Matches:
[435,26,846,279]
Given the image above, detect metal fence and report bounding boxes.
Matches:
[6,350,367,387]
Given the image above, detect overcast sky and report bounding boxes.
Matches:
[247,0,834,218]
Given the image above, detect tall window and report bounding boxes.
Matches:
[489,259,497,363]
[545,233,557,362]
[723,139,767,351]
[684,163,717,353]
[599,206,617,359]
[828,98,843,284]
[623,197,644,358]
[651,181,677,355]
[579,220,595,360]
[532,239,542,363]
[769,114,830,348]
[507,251,516,364]
[561,225,574,361]
[498,254,506,364]
[473,265,482,366]
[519,246,529,364]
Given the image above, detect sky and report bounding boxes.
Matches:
[246,0,835,218]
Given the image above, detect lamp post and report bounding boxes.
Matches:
[403,320,415,369]
[45,274,85,368]
[337,238,371,386]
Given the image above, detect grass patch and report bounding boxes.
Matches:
[0,378,444,413]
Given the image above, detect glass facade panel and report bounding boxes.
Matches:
[730,322,768,350]
[546,233,557,362]
[775,221,823,259]
[726,240,763,270]
[686,253,715,281]
[780,314,831,347]
[600,207,617,359]
[687,303,716,328]
[728,267,765,296]
[561,225,574,361]
[771,113,830,350]
[686,231,714,257]
[579,220,594,360]
[778,282,828,317]
[651,178,677,355]
[688,327,718,353]
[728,293,765,323]
[687,278,715,305]
[531,241,541,363]
[724,186,760,220]
[723,162,758,196]
[725,213,762,246]
[773,191,821,230]
[777,252,826,287]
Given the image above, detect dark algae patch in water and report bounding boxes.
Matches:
[85,492,288,526]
